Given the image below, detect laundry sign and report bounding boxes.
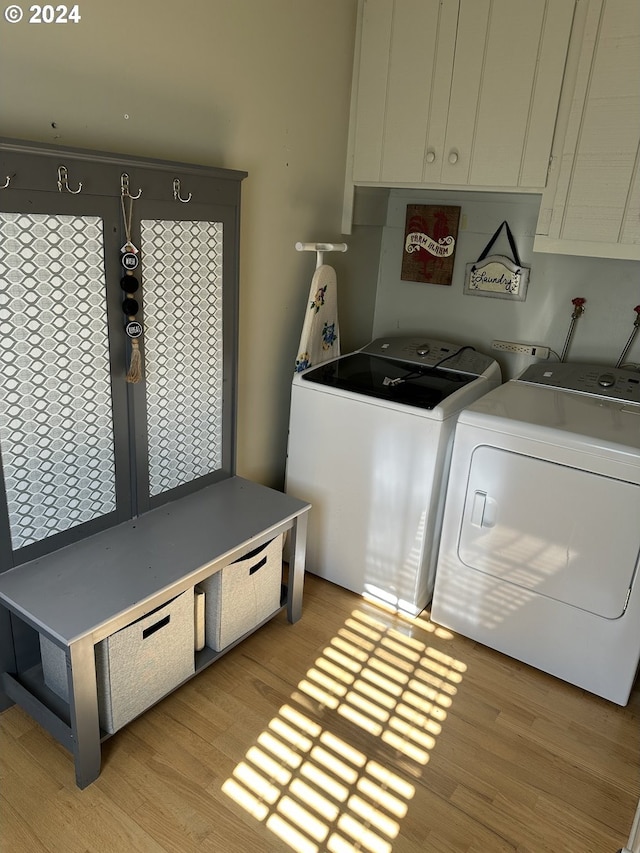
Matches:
[467,255,526,296]
[464,220,530,301]
[401,204,460,286]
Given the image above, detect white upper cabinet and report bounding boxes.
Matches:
[535,0,640,259]
[348,0,575,189]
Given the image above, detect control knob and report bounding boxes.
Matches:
[416,344,430,357]
[598,373,616,388]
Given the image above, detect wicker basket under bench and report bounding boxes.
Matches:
[0,477,309,788]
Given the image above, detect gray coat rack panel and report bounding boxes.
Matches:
[0,138,247,569]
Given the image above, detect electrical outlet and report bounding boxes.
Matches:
[491,340,550,359]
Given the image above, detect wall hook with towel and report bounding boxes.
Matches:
[295,241,347,269]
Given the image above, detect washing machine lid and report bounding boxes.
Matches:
[299,352,477,410]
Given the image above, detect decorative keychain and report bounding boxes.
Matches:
[120,185,143,383]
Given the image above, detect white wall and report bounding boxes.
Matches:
[371,189,640,379]
[0,0,359,487]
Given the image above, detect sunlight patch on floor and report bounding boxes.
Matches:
[222,607,466,852]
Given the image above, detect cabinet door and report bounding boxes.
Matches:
[352,0,458,183]
[349,0,574,190]
[540,0,640,258]
[441,0,575,187]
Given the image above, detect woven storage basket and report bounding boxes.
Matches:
[40,588,195,733]
[201,534,283,651]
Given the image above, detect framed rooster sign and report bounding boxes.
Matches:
[401,204,460,285]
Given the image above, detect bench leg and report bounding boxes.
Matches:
[0,606,16,712]
[287,511,308,624]
[68,639,102,788]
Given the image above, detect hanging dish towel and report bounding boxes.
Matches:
[294,264,340,372]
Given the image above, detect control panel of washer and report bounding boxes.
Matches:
[518,362,640,403]
[360,336,496,376]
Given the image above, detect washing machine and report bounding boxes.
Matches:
[430,361,640,705]
[285,336,501,616]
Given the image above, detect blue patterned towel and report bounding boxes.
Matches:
[294,264,340,372]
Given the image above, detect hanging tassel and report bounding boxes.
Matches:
[126,337,143,383]
[120,188,144,384]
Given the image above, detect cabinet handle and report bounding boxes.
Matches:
[425,149,436,164]
[448,150,459,165]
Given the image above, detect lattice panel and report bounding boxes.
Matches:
[140,220,224,497]
[0,213,116,550]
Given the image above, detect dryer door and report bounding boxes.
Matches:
[457,447,640,618]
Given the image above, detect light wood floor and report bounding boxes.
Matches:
[1,573,638,853]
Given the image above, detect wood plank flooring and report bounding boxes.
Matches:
[1,573,638,853]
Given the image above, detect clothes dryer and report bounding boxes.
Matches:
[285,336,500,615]
[430,362,640,705]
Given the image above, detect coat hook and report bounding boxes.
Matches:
[173,178,192,203]
[121,172,142,199]
[57,165,82,194]
[1,175,10,189]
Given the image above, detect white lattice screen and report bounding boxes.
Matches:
[140,219,224,497]
[0,213,116,549]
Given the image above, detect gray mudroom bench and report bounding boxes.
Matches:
[0,139,310,789]
[0,476,309,788]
